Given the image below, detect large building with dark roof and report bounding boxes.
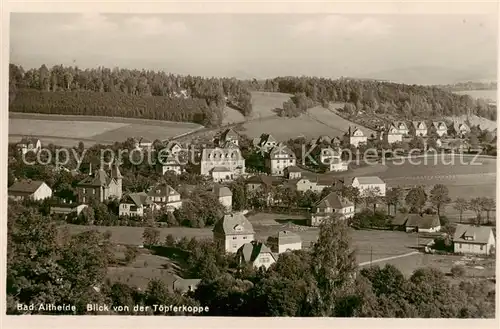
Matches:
[309,192,354,226]
[76,164,122,203]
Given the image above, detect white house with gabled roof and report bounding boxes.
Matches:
[213,213,255,253]
[351,176,386,197]
[453,224,496,255]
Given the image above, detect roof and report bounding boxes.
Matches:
[220,128,239,140]
[211,166,231,173]
[137,137,152,144]
[285,165,301,173]
[453,224,494,244]
[213,213,255,235]
[238,241,275,263]
[78,169,112,187]
[269,144,296,159]
[246,175,282,187]
[18,137,40,146]
[316,192,353,209]
[353,176,385,185]
[172,278,201,293]
[275,230,302,244]
[259,133,277,145]
[412,121,427,129]
[147,183,179,198]
[213,184,233,197]
[201,148,242,161]
[8,180,46,194]
[453,122,470,132]
[433,121,447,130]
[394,121,408,130]
[405,214,441,229]
[122,192,152,207]
[348,127,365,137]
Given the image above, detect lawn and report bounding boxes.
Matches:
[222,106,246,125]
[307,105,374,136]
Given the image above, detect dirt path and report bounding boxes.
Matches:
[358,251,420,267]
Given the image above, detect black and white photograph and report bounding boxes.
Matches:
[2,0,498,326]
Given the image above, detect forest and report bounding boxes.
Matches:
[9,64,497,127]
[8,64,253,127]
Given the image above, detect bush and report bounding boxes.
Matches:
[450,265,466,278]
[124,246,139,265]
[164,234,176,247]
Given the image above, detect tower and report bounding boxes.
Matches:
[110,162,123,198]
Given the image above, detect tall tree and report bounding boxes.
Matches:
[405,186,427,214]
[467,198,484,225]
[385,187,403,215]
[429,184,451,218]
[453,198,469,223]
[479,197,495,224]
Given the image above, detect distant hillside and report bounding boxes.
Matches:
[447,114,497,132]
[361,66,496,86]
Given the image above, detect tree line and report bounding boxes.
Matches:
[247,76,496,121]
[9,63,253,126]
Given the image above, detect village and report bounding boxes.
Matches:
[7,117,497,295]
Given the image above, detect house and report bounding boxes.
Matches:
[404,214,441,233]
[200,147,245,179]
[351,176,386,197]
[253,133,278,152]
[17,137,42,155]
[147,183,182,211]
[309,192,354,226]
[292,176,334,193]
[8,180,52,201]
[311,135,332,145]
[453,123,471,138]
[134,137,153,149]
[236,241,277,269]
[393,121,409,136]
[172,278,201,295]
[76,164,122,203]
[213,213,255,253]
[157,154,183,175]
[411,121,428,137]
[329,157,348,172]
[165,141,183,155]
[119,192,152,217]
[344,127,367,147]
[284,165,302,179]
[267,230,302,254]
[213,184,233,211]
[432,121,448,137]
[453,224,496,256]
[245,175,283,193]
[50,201,88,219]
[320,147,340,165]
[217,128,239,147]
[380,124,403,144]
[266,144,297,176]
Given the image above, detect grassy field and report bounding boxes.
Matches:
[249,91,292,119]
[8,113,203,147]
[447,114,497,132]
[307,105,374,136]
[222,106,246,125]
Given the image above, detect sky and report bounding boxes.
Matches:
[9,13,498,84]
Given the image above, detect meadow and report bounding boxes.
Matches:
[249,91,293,119]
[8,113,203,147]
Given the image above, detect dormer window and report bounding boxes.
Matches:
[156,189,161,194]
[234,224,243,232]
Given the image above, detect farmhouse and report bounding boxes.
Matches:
[344,127,367,147]
[266,144,297,176]
[213,184,233,212]
[236,241,277,270]
[217,128,239,147]
[213,213,255,253]
[309,192,354,226]
[393,121,409,136]
[147,183,182,211]
[453,123,471,138]
[8,180,52,201]
[17,137,42,155]
[284,165,302,179]
[253,133,278,152]
[453,224,496,256]
[76,165,122,203]
[411,121,428,137]
[119,192,152,217]
[432,121,448,137]
[351,176,386,197]
[267,230,302,254]
[200,147,245,179]
[404,214,441,233]
[172,279,201,295]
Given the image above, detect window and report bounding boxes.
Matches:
[243,236,247,240]
[82,196,86,203]
[82,188,86,194]
[480,245,484,251]
[92,189,95,195]
[233,236,237,240]
[130,205,138,212]
[232,244,237,249]
[459,243,462,248]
